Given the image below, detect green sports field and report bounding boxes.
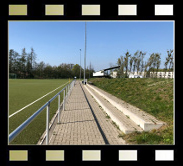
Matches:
[9,79,70,145]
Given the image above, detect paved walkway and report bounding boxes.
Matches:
[49,81,125,145]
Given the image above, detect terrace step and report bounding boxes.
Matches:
[86,84,165,131]
[84,85,143,134]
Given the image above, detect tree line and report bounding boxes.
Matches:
[9,48,95,79]
[116,49,174,78]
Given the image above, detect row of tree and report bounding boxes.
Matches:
[116,49,174,78]
[9,48,36,78]
[9,48,95,79]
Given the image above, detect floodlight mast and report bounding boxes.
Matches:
[80,49,81,80]
[84,22,87,84]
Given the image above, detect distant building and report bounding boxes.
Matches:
[150,72,174,78]
[93,70,105,77]
[110,71,117,78]
[93,66,174,79]
[129,74,143,78]
[128,72,145,78]
[93,66,120,77]
[128,71,174,78]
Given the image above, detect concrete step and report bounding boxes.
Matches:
[86,84,165,131]
[84,85,143,134]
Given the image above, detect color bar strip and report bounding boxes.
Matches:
[9,5,27,16]
[119,150,137,161]
[82,5,100,15]
[9,150,28,161]
[46,150,64,161]
[155,5,173,15]
[45,5,64,15]
[155,150,174,161]
[118,5,137,15]
[82,150,101,161]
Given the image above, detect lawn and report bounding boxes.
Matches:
[89,78,174,144]
[9,79,70,144]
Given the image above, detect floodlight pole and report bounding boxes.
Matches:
[84,22,87,84]
[80,49,81,80]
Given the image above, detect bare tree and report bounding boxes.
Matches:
[164,49,173,78]
[167,49,174,78]
[134,51,141,75]
[117,56,125,78]
[146,54,154,78]
[124,51,131,77]
[129,56,135,74]
[147,53,161,78]
[144,61,147,78]
[133,57,137,75]
[155,53,161,78]
[139,51,146,75]
[164,60,168,78]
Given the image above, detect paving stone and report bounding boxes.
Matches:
[49,81,125,145]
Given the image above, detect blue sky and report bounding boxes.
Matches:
[9,21,174,71]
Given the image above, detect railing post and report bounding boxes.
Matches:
[63,90,65,111]
[46,102,50,145]
[68,84,70,96]
[67,84,68,94]
[58,93,60,123]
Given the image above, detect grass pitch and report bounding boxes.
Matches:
[9,79,70,144]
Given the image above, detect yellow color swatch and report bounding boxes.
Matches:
[119,150,137,161]
[9,5,27,15]
[118,5,137,15]
[46,150,64,161]
[82,5,100,15]
[9,150,28,161]
[45,5,64,15]
[82,150,101,161]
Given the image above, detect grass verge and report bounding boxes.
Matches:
[89,78,173,144]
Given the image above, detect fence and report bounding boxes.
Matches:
[9,79,76,145]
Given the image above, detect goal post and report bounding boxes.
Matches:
[9,73,17,79]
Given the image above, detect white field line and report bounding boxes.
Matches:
[9,81,69,118]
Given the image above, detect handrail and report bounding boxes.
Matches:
[9,79,75,144]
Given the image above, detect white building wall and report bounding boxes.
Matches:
[150,72,174,78]
[110,71,117,78]
[111,71,174,78]
[93,70,104,77]
[94,70,174,79]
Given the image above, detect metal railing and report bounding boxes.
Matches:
[9,79,76,144]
